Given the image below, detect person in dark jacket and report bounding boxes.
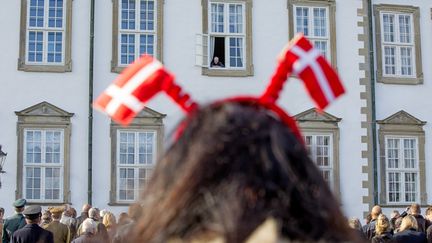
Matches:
[393,215,427,243]
[11,205,53,243]
[75,204,91,234]
[372,214,394,243]
[364,205,382,239]
[2,199,26,243]
[72,219,100,243]
[411,204,427,233]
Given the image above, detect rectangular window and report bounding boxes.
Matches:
[304,134,333,187]
[117,130,156,202]
[208,2,245,69]
[26,0,65,65]
[24,129,64,202]
[294,5,329,59]
[118,0,156,66]
[381,12,415,77]
[386,137,419,203]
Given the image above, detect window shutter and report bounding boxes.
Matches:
[195,33,209,67]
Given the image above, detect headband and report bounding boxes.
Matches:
[94,34,345,141]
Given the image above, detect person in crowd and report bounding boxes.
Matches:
[410,203,427,233]
[348,217,366,240]
[128,102,360,242]
[113,204,142,243]
[425,206,432,243]
[364,205,382,239]
[2,199,26,243]
[44,207,70,243]
[11,205,53,243]
[363,213,372,233]
[116,213,130,226]
[102,212,116,242]
[210,56,224,68]
[0,207,4,239]
[393,215,427,243]
[75,204,91,233]
[99,210,108,221]
[40,210,52,228]
[372,214,394,243]
[78,208,108,241]
[390,210,400,232]
[393,217,403,234]
[61,207,77,240]
[71,218,99,243]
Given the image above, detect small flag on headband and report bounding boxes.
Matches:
[94,55,196,126]
[277,34,345,110]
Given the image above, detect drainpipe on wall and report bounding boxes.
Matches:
[88,0,95,205]
[367,0,379,205]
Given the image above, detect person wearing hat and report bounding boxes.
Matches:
[1,199,26,243]
[44,207,70,243]
[10,205,53,243]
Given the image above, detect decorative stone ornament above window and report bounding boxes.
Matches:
[374,4,423,85]
[15,102,74,204]
[199,0,254,77]
[18,0,73,72]
[377,110,427,206]
[294,108,341,199]
[288,0,338,69]
[109,106,165,205]
[111,0,164,73]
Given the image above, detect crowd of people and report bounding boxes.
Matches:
[0,199,141,243]
[349,204,432,242]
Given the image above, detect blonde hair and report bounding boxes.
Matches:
[375,214,391,235]
[399,215,418,232]
[102,212,117,229]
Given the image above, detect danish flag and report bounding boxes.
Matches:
[278,34,345,110]
[94,55,191,126]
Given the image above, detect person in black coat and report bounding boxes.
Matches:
[11,205,53,243]
[393,215,427,243]
[372,214,395,243]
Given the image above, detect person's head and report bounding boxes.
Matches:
[371,205,382,220]
[50,207,64,221]
[348,217,362,231]
[131,102,355,242]
[375,214,391,235]
[13,198,26,213]
[82,218,97,234]
[82,203,92,213]
[42,210,52,224]
[213,56,219,64]
[118,212,131,226]
[103,212,117,229]
[23,205,42,224]
[69,207,77,218]
[409,203,421,215]
[399,215,418,232]
[0,207,4,218]
[390,210,400,219]
[425,206,432,221]
[89,207,100,221]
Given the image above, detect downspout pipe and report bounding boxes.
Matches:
[88,0,95,205]
[367,0,379,205]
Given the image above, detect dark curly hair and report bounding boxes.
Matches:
[131,102,357,242]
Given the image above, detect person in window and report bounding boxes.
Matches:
[210,56,224,68]
[129,102,360,242]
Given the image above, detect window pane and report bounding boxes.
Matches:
[121,0,136,30]
[140,0,155,31]
[296,7,309,36]
[399,15,411,43]
[400,47,413,76]
[229,37,243,68]
[27,32,44,63]
[29,0,45,27]
[313,8,327,37]
[229,4,243,33]
[386,138,399,168]
[313,41,328,59]
[120,34,136,64]
[47,32,63,63]
[403,138,416,168]
[119,131,136,164]
[25,167,42,200]
[211,3,224,33]
[383,14,395,42]
[388,172,400,202]
[139,34,154,56]
[404,173,417,202]
[48,0,63,28]
[119,168,135,200]
[383,46,396,75]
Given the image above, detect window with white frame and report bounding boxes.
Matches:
[380,12,415,77]
[304,134,333,186]
[24,129,64,202]
[208,2,245,69]
[116,130,156,202]
[26,0,65,64]
[293,5,330,59]
[385,137,419,203]
[118,0,156,66]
